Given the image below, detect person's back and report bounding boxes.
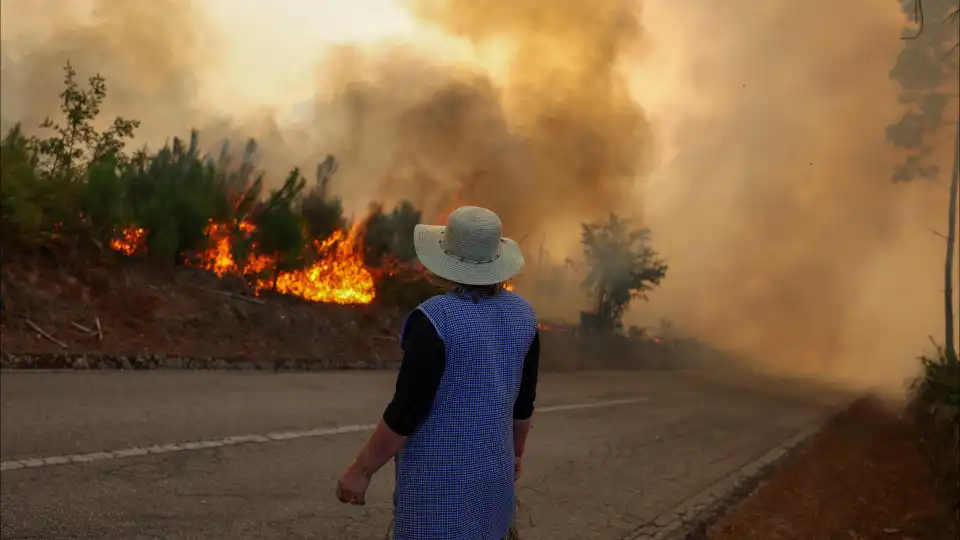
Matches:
[395,290,537,539]
[336,206,540,540]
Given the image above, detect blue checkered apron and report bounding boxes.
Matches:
[393,291,538,540]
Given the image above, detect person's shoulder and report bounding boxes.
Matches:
[418,293,454,312]
[412,293,459,326]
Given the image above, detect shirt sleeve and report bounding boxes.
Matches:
[382,309,446,437]
[513,330,541,420]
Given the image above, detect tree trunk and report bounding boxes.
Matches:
[944,118,959,361]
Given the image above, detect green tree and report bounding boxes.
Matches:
[389,200,421,262]
[0,63,140,253]
[888,0,959,361]
[361,200,422,267]
[580,213,667,332]
[126,134,232,264]
[0,125,69,249]
[252,168,307,287]
[362,202,394,267]
[301,188,345,242]
[33,62,139,177]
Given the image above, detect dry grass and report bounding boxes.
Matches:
[706,398,957,540]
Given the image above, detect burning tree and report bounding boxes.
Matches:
[579,213,667,333]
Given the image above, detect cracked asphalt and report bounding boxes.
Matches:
[0,370,844,539]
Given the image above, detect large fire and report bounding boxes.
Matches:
[109,201,520,305]
[110,219,376,305]
[261,227,375,305]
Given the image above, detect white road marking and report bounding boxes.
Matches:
[0,397,647,472]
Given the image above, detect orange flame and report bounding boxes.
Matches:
[261,227,375,304]
[109,227,146,255]
[110,220,375,305]
[193,220,273,278]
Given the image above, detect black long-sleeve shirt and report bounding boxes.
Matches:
[382,309,540,437]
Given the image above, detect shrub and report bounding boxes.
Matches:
[362,200,422,267]
[0,61,431,309]
[912,342,960,420]
[910,342,959,520]
[301,187,346,243]
[125,135,234,264]
[374,266,437,312]
[251,168,309,282]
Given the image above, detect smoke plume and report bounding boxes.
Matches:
[630,0,958,392]
[1,0,956,393]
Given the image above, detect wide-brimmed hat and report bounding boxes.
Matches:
[414,206,524,286]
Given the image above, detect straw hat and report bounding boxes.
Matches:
[414,206,524,286]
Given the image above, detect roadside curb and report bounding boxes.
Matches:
[621,400,854,540]
[0,351,397,372]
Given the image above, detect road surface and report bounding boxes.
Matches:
[1,370,844,539]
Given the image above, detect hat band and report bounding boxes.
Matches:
[439,234,501,265]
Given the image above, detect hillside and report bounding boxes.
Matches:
[0,254,404,369]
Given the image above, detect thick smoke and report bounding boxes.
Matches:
[0,0,209,137]
[322,0,655,240]
[630,0,958,392]
[1,0,956,393]
[1,0,652,231]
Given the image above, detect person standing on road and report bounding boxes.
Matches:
[336,206,540,540]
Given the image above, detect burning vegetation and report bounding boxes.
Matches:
[109,220,377,305]
[0,64,423,307]
[2,63,530,312]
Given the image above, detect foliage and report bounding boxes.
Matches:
[887,0,958,182]
[0,62,140,253]
[301,187,345,242]
[362,200,423,267]
[912,342,960,418]
[0,125,77,249]
[124,132,234,264]
[909,342,959,513]
[0,61,429,308]
[33,62,140,177]
[579,213,668,332]
[252,168,308,277]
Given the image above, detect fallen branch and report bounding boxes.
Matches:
[95,317,103,341]
[198,287,266,305]
[370,335,397,342]
[70,321,95,334]
[25,319,67,348]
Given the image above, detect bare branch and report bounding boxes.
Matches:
[902,0,925,40]
[69,321,94,334]
[946,6,960,23]
[25,319,67,348]
[198,286,266,305]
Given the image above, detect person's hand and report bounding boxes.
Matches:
[514,455,523,482]
[336,464,372,505]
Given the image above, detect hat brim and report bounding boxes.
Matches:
[413,224,525,286]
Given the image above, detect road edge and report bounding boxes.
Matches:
[621,400,852,540]
[0,351,397,372]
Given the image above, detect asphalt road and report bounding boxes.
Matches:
[0,370,845,540]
